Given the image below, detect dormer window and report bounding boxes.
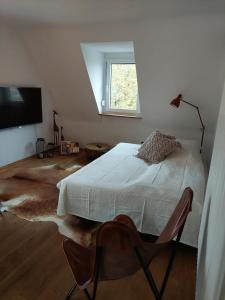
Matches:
[103,53,140,116]
[81,41,141,117]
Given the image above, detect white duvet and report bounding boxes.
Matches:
[57,141,206,247]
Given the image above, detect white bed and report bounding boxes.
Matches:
[57,140,206,247]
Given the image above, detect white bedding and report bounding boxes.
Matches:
[57,141,206,247]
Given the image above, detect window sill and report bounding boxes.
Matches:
[98,113,142,119]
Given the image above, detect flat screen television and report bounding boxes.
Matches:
[0,87,43,130]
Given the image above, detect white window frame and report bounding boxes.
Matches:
[102,53,140,116]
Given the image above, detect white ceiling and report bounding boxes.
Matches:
[0,0,224,25]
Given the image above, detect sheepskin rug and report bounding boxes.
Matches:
[0,164,100,246]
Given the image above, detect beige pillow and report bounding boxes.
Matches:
[137,131,181,164]
[139,131,175,151]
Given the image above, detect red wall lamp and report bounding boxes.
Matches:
[170,94,205,153]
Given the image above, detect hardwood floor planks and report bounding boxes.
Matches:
[0,153,197,300]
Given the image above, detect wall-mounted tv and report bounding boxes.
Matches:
[0,87,43,130]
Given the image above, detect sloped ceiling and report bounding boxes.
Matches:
[12,4,225,160]
[0,0,225,25]
[21,15,225,126]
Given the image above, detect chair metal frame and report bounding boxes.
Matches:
[64,188,192,300]
[65,226,185,300]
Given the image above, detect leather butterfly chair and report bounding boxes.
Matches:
[63,187,193,300]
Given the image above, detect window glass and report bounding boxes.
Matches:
[109,63,138,110]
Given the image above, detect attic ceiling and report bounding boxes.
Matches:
[0,0,224,25]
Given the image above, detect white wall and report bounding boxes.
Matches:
[80,43,104,112]
[21,13,225,162]
[0,25,54,167]
[197,80,225,300]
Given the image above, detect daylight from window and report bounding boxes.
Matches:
[80,42,140,115]
[110,63,138,110]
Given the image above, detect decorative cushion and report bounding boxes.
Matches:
[137,131,181,164]
[139,131,175,152]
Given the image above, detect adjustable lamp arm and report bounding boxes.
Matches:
[181,99,205,153]
[170,94,205,154]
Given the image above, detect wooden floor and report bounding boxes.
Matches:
[0,153,197,300]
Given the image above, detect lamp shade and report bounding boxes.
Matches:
[170,94,182,108]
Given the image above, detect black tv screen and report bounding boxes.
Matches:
[0,87,43,130]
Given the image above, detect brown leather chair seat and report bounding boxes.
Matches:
[63,187,193,300]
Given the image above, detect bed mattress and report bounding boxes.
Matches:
[57,141,206,247]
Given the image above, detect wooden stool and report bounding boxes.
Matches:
[85,143,110,160]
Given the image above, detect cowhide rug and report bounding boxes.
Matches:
[0,164,100,247]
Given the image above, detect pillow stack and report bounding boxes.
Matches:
[137,131,181,164]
